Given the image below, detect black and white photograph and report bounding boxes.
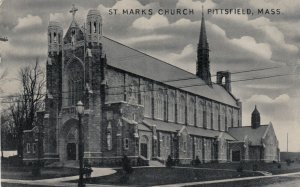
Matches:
[0,0,300,186]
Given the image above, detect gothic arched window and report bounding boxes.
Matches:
[141,85,151,117]
[58,33,61,44]
[99,23,101,34]
[53,32,57,42]
[206,102,212,129]
[188,97,195,125]
[49,33,52,43]
[89,22,92,34]
[196,100,204,127]
[168,92,175,122]
[94,22,97,33]
[178,95,185,124]
[213,104,219,130]
[107,122,112,150]
[154,89,164,120]
[67,59,84,106]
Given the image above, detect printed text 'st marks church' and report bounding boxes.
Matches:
[23,5,280,165]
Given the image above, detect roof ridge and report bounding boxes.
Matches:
[103,35,201,79]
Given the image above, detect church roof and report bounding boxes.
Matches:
[143,118,236,140]
[102,36,238,107]
[228,125,269,146]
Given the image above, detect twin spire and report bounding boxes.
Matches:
[196,6,211,85]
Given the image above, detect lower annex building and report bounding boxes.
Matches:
[23,5,280,165]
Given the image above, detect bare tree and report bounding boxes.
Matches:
[9,59,45,159]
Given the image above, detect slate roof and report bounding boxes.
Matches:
[143,118,236,141]
[102,36,238,107]
[138,123,151,132]
[228,125,269,146]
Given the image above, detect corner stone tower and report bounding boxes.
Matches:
[44,21,63,161]
[196,8,211,85]
[86,9,102,45]
[251,105,261,129]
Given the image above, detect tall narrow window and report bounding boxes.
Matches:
[58,33,61,44]
[33,143,37,153]
[154,89,164,120]
[94,22,97,33]
[142,86,152,117]
[168,92,175,122]
[196,100,204,127]
[67,59,84,106]
[53,32,57,42]
[49,33,52,43]
[188,98,195,125]
[27,143,31,153]
[107,122,112,150]
[89,22,92,34]
[99,23,101,34]
[178,95,185,123]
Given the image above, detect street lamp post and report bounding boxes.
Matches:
[76,101,85,187]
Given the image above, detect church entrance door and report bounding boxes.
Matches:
[140,135,149,159]
[232,150,240,162]
[141,143,148,158]
[67,143,77,160]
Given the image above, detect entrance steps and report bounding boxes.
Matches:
[45,160,79,168]
[149,160,165,167]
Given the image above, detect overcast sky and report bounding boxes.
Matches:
[0,0,299,152]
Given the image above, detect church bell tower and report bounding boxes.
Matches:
[196,7,211,85]
[86,9,102,46]
[251,105,261,129]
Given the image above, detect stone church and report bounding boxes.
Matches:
[22,6,279,165]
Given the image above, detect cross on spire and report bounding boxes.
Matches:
[70,4,78,20]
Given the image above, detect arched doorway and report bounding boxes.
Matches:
[66,126,78,160]
[140,135,149,159]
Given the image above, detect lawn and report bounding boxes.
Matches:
[85,167,262,186]
[1,166,78,180]
[193,161,300,175]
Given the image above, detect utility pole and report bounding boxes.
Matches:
[287,133,289,153]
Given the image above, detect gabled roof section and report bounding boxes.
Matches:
[101,36,238,107]
[228,124,270,146]
[63,20,84,44]
[143,118,235,140]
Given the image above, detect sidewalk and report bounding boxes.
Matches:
[153,171,300,187]
[1,167,117,187]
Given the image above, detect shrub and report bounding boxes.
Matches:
[252,163,258,171]
[166,155,174,168]
[286,159,292,166]
[277,163,281,169]
[122,155,133,174]
[237,162,245,173]
[194,156,201,166]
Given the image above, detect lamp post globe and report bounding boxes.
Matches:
[76,101,84,114]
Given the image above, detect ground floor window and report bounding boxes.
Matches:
[124,138,129,149]
[26,143,31,153]
[32,143,37,153]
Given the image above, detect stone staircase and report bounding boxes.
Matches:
[149,160,165,167]
[45,160,78,168]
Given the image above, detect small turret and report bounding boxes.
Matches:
[86,9,102,45]
[216,71,231,92]
[48,21,63,55]
[251,105,260,129]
